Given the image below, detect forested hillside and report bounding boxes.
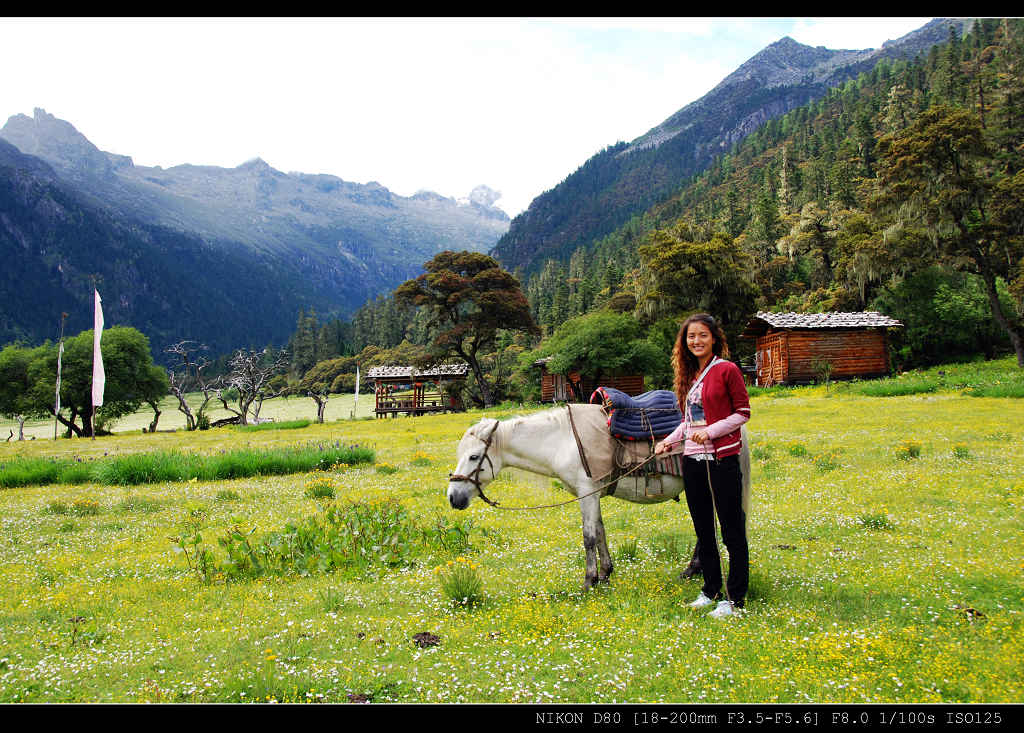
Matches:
[491,19,972,278]
[519,19,1024,368]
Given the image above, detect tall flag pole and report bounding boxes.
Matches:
[352,365,360,419]
[54,312,67,440]
[91,289,105,440]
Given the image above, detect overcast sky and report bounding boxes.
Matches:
[1,17,933,216]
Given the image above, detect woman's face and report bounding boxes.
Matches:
[686,322,715,361]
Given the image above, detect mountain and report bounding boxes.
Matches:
[0,109,509,356]
[0,136,332,358]
[491,18,973,276]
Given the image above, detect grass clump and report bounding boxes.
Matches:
[3,443,375,488]
[303,475,337,500]
[117,495,163,513]
[895,440,923,460]
[234,419,312,432]
[436,556,483,608]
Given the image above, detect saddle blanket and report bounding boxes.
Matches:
[590,386,682,440]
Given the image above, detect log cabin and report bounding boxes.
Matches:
[533,356,645,403]
[740,311,903,387]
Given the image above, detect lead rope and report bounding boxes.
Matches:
[482,453,660,512]
[703,445,733,606]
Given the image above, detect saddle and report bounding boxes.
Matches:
[589,387,682,441]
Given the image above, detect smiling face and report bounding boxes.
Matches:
[686,321,715,363]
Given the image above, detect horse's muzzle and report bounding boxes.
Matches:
[449,492,469,510]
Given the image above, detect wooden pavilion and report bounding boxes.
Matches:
[367,364,468,418]
[740,311,903,386]
[532,356,645,403]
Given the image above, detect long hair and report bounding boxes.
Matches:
[672,313,730,404]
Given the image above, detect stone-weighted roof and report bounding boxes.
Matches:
[742,311,902,338]
[366,364,468,380]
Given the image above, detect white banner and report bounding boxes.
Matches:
[92,289,105,408]
[55,341,64,415]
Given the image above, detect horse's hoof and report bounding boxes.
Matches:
[679,562,702,580]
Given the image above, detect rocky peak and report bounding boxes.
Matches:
[0,107,116,181]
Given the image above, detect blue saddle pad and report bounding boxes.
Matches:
[590,387,682,441]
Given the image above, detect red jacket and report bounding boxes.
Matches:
[697,360,750,458]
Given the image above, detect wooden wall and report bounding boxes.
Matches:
[539,369,644,402]
[755,329,890,385]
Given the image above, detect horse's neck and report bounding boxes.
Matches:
[496,412,567,478]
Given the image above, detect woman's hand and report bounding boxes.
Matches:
[691,430,710,445]
[654,440,671,455]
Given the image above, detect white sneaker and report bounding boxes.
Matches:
[688,592,715,609]
[708,600,738,618]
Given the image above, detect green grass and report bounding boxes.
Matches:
[0,369,1021,703]
[1,444,374,488]
[234,419,313,432]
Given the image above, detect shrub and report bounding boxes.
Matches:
[787,442,808,457]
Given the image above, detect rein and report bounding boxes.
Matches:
[447,419,502,507]
[449,410,662,512]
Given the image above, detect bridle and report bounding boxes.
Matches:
[448,419,502,507]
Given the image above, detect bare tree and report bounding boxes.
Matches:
[218,348,289,425]
[165,341,221,431]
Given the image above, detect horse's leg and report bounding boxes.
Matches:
[595,509,614,583]
[579,492,603,590]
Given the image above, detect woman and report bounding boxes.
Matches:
[655,313,750,618]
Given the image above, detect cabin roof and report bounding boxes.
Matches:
[367,364,468,380]
[741,311,903,339]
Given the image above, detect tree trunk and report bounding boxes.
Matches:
[16,415,25,441]
[464,355,494,408]
[147,401,161,433]
[981,270,1024,366]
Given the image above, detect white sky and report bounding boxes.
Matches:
[1,17,932,216]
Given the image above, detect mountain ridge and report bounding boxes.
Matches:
[492,18,973,276]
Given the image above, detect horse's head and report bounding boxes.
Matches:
[447,418,503,510]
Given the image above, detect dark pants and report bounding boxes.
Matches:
[683,454,748,608]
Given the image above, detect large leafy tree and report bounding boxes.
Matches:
[872,105,1024,365]
[20,327,169,437]
[394,251,538,407]
[635,227,758,346]
[523,310,665,399]
[0,343,51,440]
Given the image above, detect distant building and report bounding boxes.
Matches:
[532,356,644,403]
[740,311,903,386]
[366,364,468,417]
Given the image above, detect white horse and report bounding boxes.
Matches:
[447,404,750,590]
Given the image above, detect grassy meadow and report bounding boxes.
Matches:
[0,358,1022,703]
